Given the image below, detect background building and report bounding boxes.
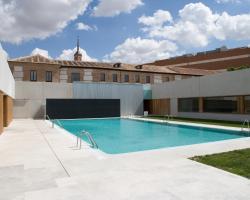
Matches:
[8,40,215,84]
[148,46,250,71]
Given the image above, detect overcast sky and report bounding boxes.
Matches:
[1,0,250,64]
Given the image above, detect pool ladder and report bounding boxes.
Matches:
[166,114,173,120]
[241,119,250,132]
[76,130,98,149]
[45,115,63,128]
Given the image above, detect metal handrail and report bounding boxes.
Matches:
[165,114,173,120]
[81,130,98,149]
[45,115,55,128]
[55,119,63,128]
[45,114,51,121]
[74,130,98,150]
[45,115,63,128]
[241,119,250,132]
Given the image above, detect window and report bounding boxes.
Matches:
[124,74,129,82]
[204,97,238,113]
[30,70,37,81]
[112,74,118,82]
[71,73,80,83]
[100,73,106,82]
[135,74,140,83]
[46,71,52,82]
[245,96,250,113]
[178,98,199,112]
[146,76,151,84]
[163,76,170,82]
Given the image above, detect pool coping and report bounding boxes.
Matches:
[125,116,250,132]
[46,117,250,158]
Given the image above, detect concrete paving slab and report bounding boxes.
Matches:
[0,119,249,200]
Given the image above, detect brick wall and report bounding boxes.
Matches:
[9,62,61,82]
[151,47,250,70]
[9,62,190,84]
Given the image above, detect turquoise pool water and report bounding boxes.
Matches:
[57,118,248,154]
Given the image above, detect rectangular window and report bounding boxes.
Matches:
[30,70,37,81]
[163,76,170,82]
[46,71,52,82]
[100,73,106,82]
[178,98,199,112]
[71,73,80,83]
[135,74,140,83]
[204,97,238,113]
[112,74,118,82]
[146,76,151,84]
[124,74,129,82]
[245,96,250,113]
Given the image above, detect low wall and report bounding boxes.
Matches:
[73,82,144,116]
[14,81,144,118]
[152,69,250,99]
[14,82,73,118]
[152,69,250,121]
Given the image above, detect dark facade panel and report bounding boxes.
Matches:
[46,99,120,119]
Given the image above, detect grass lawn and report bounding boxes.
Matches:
[146,115,249,128]
[191,148,250,179]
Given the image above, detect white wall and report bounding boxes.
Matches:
[73,82,144,116]
[14,82,73,118]
[0,45,15,98]
[152,69,250,99]
[152,69,250,121]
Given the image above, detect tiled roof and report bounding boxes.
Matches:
[168,66,219,76]
[8,54,217,76]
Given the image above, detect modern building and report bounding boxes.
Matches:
[5,43,250,122]
[146,67,250,121]
[0,46,15,134]
[148,46,250,70]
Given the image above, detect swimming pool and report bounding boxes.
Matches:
[57,118,248,154]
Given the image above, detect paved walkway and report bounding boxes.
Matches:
[0,119,250,200]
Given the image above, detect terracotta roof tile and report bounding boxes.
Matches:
[9,54,218,76]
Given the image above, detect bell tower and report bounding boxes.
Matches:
[74,36,82,61]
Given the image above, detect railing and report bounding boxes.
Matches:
[75,130,98,149]
[45,114,54,128]
[165,114,173,121]
[45,115,63,128]
[241,119,250,132]
[55,119,63,128]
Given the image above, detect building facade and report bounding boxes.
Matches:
[8,54,213,84]
[0,47,15,134]
[147,68,250,121]
[149,46,250,70]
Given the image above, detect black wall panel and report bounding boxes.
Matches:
[46,99,120,119]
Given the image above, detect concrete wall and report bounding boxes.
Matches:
[152,69,250,121]
[73,82,144,116]
[14,82,72,118]
[152,69,250,99]
[0,45,15,98]
[0,44,15,133]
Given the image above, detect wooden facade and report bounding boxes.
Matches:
[0,92,3,134]
[0,91,13,134]
[3,95,13,127]
[144,99,170,115]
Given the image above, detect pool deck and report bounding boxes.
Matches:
[1,119,250,200]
